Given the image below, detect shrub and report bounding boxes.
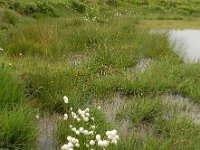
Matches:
[70,0,86,13]
[37,1,57,17]
[8,1,57,17]
[0,9,20,25]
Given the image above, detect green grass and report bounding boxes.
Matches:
[0,106,38,150]
[116,97,200,149]
[0,68,25,109]
[1,0,200,149]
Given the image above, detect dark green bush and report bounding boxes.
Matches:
[8,1,57,17]
[37,1,57,16]
[70,0,86,13]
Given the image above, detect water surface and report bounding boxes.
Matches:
[169,29,200,63]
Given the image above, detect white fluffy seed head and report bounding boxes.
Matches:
[67,142,74,148]
[98,140,103,147]
[63,96,68,103]
[111,139,118,144]
[85,112,90,117]
[83,117,89,122]
[75,143,80,148]
[86,144,89,148]
[75,130,80,135]
[91,125,95,129]
[61,144,69,150]
[89,140,95,146]
[77,118,81,122]
[83,130,89,135]
[64,114,68,120]
[85,108,90,112]
[71,127,76,132]
[79,127,84,133]
[96,134,101,141]
[89,131,94,135]
[71,138,77,144]
[67,136,72,142]
[102,140,109,147]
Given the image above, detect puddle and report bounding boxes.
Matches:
[151,29,200,63]
[37,113,60,150]
[169,30,200,63]
[163,94,200,124]
[96,93,131,137]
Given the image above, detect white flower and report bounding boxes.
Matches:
[63,96,68,103]
[85,112,90,117]
[89,131,94,135]
[85,108,90,112]
[91,125,95,129]
[0,48,3,51]
[97,106,101,109]
[36,114,39,119]
[71,138,77,144]
[106,129,119,144]
[71,112,78,119]
[97,140,103,147]
[67,136,72,142]
[77,118,81,122]
[64,114,68,120]
[83,117,89,122]
[96,134,101,141]
[61,144,69,150]
[91,117,94,120]
[102,140,109,147]
[75,130,80,135]
[111,139,118,144]
[89,140,95,146]
[68,142,74,148]
[79,127,84,133]
[71,127,76,132]
[83,130,89,135]
[98,140,109,147]
[75,143,80,148]
[106,131,110,136]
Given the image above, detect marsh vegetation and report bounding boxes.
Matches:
[1,0,200,149]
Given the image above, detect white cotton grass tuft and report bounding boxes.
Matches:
[89,140,95,146]
[61,95,120,149]
[96,134,101,141]
[63,96,68,104]
[36,114,40,119]
[64,114,68,120]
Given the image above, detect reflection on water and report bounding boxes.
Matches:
[169,30,200,63]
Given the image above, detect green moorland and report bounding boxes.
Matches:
[1,0,200,149]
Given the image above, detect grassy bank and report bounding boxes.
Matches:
[1,0,200,149]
